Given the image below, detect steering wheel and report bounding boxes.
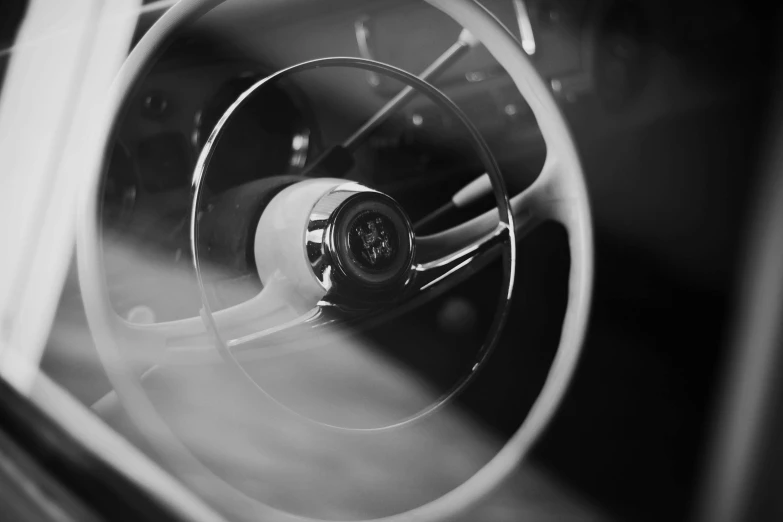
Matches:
[77,0,593,520]
[191,55,517,431]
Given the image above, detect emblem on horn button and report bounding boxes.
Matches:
[347,211,399,271]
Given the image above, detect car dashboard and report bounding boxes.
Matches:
[34,0,775,520]
[101,0,738,322]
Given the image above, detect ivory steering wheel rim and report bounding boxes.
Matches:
[76,1,594,520]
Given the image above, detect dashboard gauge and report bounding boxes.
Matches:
[195,72,315,193]
[102,142,138,225]
[136,132,192,193]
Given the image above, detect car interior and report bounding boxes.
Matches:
[0,0,781,521]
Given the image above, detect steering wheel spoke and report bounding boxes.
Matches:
[528,153,586,223]
[224,304,343,354]
[114,275,303,366]
[412,222,510,296]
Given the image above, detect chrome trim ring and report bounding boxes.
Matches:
[306,182,415,299]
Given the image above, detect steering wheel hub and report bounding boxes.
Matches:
[309,184,415,295]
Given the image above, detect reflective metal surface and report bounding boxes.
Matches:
[306,182,415,299]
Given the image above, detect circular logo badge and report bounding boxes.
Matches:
[347,211,399,271]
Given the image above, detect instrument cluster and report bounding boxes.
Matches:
[103,35,315,221]
[101,35,316,321]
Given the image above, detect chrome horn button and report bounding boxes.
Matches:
[307,182,414,298]
[347,211,399,271]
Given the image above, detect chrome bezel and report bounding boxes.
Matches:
[306,182,415,299]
